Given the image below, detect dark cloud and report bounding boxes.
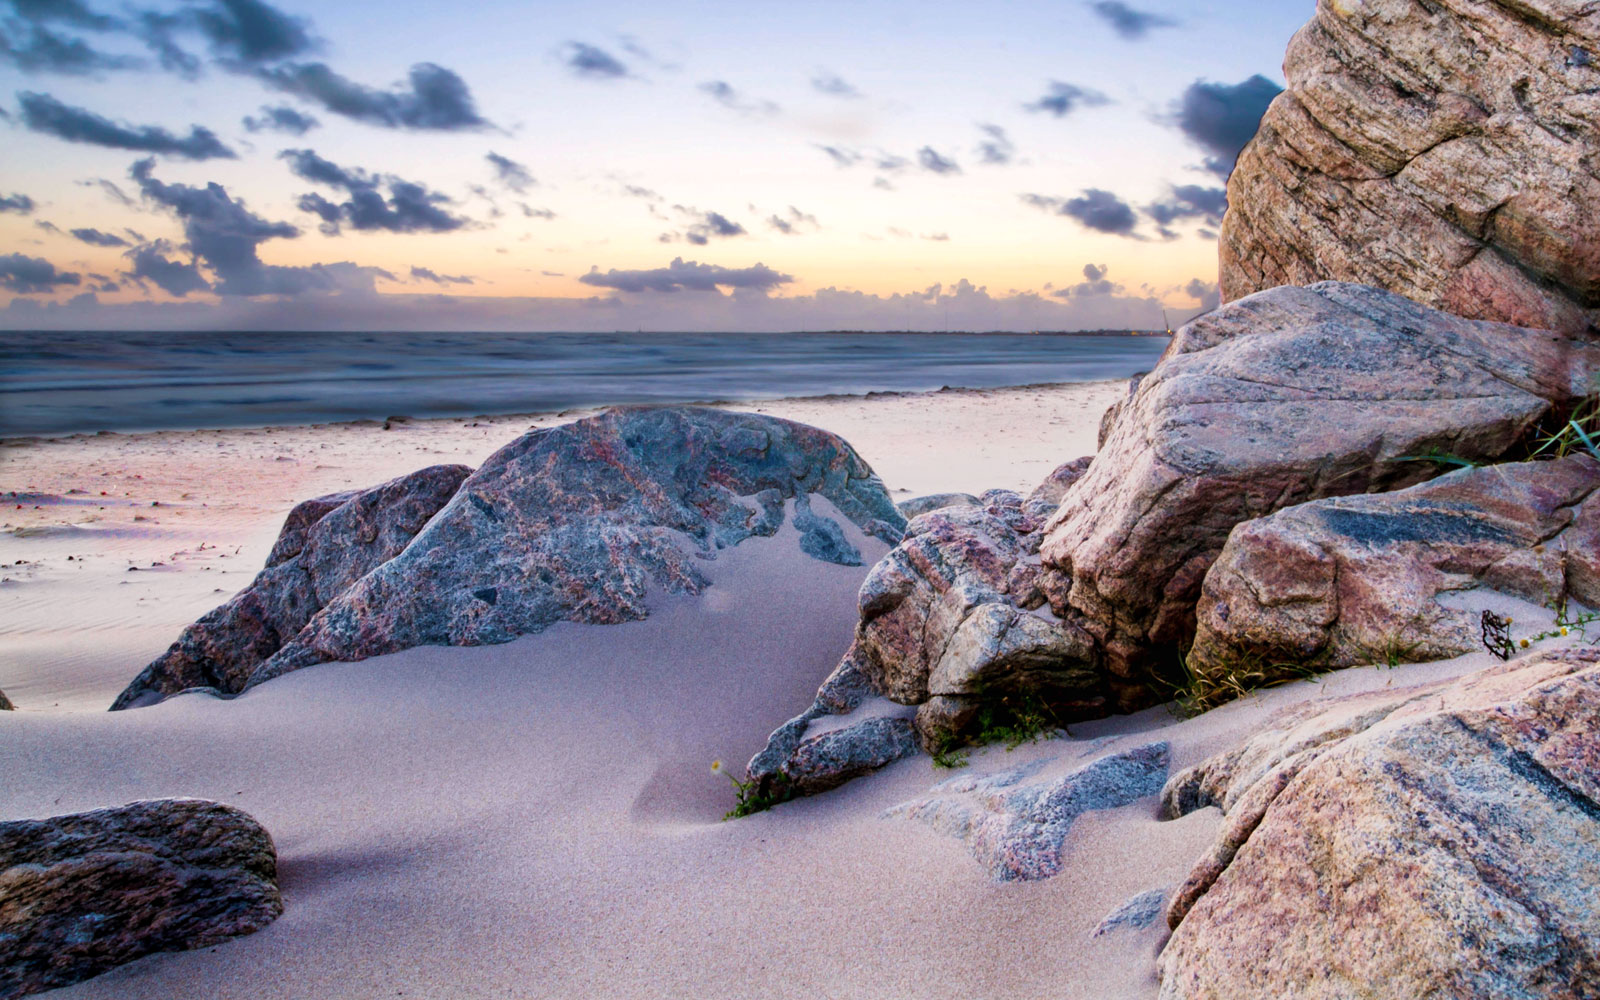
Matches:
[33,219,61,234]
[564,41,626,79]
[520,203,554,220]
[811,71,860,99]
[189,0,315,64]
[79,177,135,206]
[258,61,490,130]
[410,265,472,286]
[242,103,318,134]
[668,206,746,245]
[9,0,118,29]
[0,252,81,293]
[1184,277,1220,311]
[0,21,140,74]
[1171,75,1283,176]
[767,205,818,234]
[815,144,861,168]
[0,192,35,214]
[698,79,778,115]
[1024,80,1111,117]
[579,257,793,293]
[1090,2,1177,39]
[125,241,209,296]
[486,151,534,193]
[917,146,960,175]
[976,124,1014,165]
[1054,262,1119,299]
[70,226,128,246]
[1022,189,1140,236]
[1144,183,1227,237]
[18,91,236,158]
[280,148,469,235]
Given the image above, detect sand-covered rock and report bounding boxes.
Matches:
[0,799,281,1000]
[1157,650,1600,999]
[1220,0,1600,337]
[897,492,982,519]
[885,741,1169,881]
[245,407,904,687]
[1092,887,1169,939]
[1190,455,1600,684]
[1038,283,1599,707]
[112,465,470,709]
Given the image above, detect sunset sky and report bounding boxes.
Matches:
[0,0,1312,331]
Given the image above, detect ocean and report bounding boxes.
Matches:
[0,329,1170,438]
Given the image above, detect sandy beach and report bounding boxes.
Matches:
[0,379,1587,999]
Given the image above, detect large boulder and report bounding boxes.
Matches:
[1038,282,1599,707]
[112,465,471,709]
[242,407,904,688]
[1157,650,1600,999]
[0,799,281,999]
[1220,0,1600,337]
[1189,454,1600,685]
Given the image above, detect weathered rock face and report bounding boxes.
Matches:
[1190,455,1600,684]
[885,741,1169,882]
[1220,0,1600,337]
[112,465,471,709]
[1157,651,1600,999]
[0,799,281,1000]
[1038,283,1599,706]
[242,407,904,688]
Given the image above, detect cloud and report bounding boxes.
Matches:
[125,242,209,296]
[258,61,490,130]
[1024,80,1111,117]
[0,21,141,74]
[242,104,318,134]
[1053,262,1120,298]
[0,193,35,214]
[811,71,861,99]
[1144,183,1227,237]
[564,41,627,79]
[698,79,779,115]
[0,252,80,293]
[1184,277,1220,311]
[976,123,1014,165]
[578,257,793,293]
[189,0,316,64]
[280,148,469,235]
[917,146,961,175]
[1022,189,1140,236]
[1170,75,1283,176]
[410,265,473,286]
[70,226,129,247]
[34,219,62,235]
[1089,2,1177,39]
[767,205,819,234]
[815,144,861,168]
[486,151,534,193]
[519,203,554,220]
[18,91,236,159]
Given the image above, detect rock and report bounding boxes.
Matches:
[898,492,983,519]
[1190,455,1600,686]
[0,798,281,999]
[245,407,904,688]
[1038,283,1599,708]
[0,689,11,711]
[1220,0,1600,337]
[1023,456,1093,518]
[885,741,1169,881]
[1092,887,1169,939]
[111,464,471,709]
[1157,651,1600,999]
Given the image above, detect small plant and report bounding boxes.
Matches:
[1481,610,1514,660]
[928,690,1065,770]
[714,760,793,820]
[930,746,970,769]
[1527,390,1600,462]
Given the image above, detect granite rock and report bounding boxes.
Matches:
[1189,455,1600,686]
[1038,283,1599,707]
[0,798,281,1000]
[112,463,470,709]
[1092,887,1170,939]
[1220,0,1600,337]
[1157,651,1600,999]
[898,492,983,519]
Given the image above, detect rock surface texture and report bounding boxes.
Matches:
[0,799,281,1000]
[1157,651,1600,999]
[1220,0,1600,337]
[1037,283,1599,705]
[885,741,1169,881]
[113,464,471,709]
[746,459,1096,798]
[242,407,904,688]
[1190,454,1600,684]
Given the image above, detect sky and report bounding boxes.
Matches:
[0,0,1314,332]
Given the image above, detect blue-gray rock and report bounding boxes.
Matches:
[897,493,983,519]
[886,741,1170,881]
[0,799,281,1000]
[247,407,905,686]
[1093,888,1170,938]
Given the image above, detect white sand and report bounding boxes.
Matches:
[1,380,1588,999]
